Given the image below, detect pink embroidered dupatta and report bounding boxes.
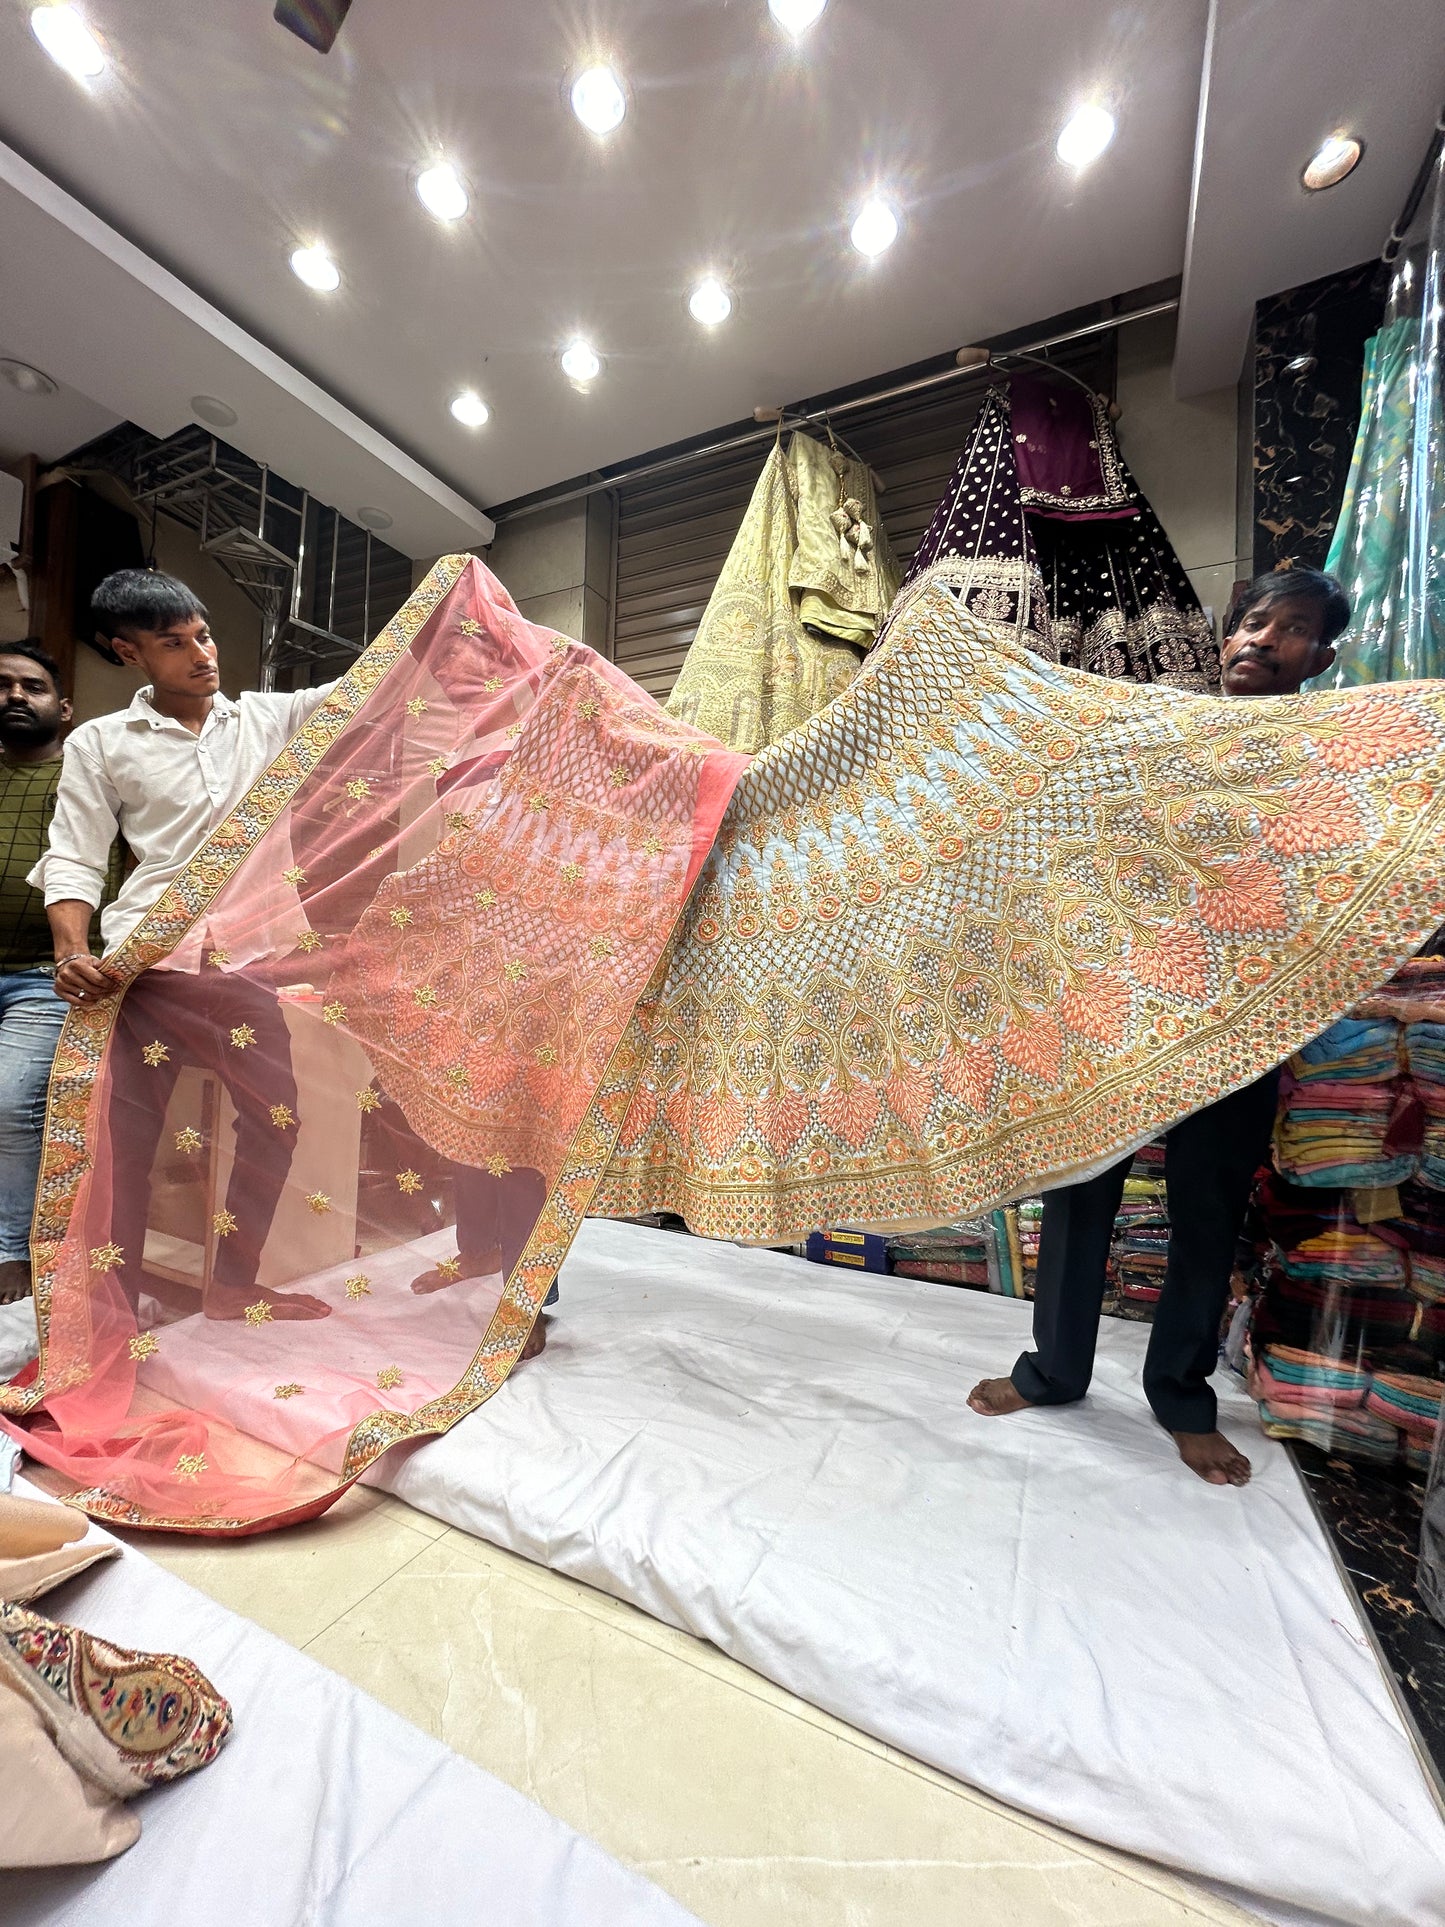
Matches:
[0,558,746,1533]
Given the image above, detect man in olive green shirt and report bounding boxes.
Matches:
[0,642,88,1302]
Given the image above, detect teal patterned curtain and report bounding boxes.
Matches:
[1310,140,1445,688]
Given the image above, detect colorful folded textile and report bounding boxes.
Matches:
[1258,1402,1402,1462]
[1366,1371,1444,1434]
[1293,1019,1402,1082]
[1410,1251,1445,1304]
[1403,1433,1436,1473]
[892,1259,991,1286]
[1280,1223,1407,1288]
[1258,1344,1371,1407]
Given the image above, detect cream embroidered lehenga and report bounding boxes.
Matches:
[7,539,1445,1532]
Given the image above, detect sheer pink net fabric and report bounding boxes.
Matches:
[0,558,746,1532]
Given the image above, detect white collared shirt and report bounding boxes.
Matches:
[32,682,335,955]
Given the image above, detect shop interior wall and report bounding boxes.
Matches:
[0,475,263,722]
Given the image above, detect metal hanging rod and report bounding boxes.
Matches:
[490,296,1180,525]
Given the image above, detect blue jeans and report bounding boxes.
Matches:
[0,970,66,1265]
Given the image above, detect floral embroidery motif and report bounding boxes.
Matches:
[390,907,413,928]
[344,1275,371,1300]
[206,950,230,969]
[375,1365,404,1391]
[282,866,306,886]
[413,985,439,1008]
[395,1169,422,1194]
[346,778,372,801]
[270,1104,296,1129]
[406,698,428,717]
[89,1243,123,1272]
[229,1025,255,1051]
[484,1154,512,1177]
[212,1210,237,1238]
[174,1127,203,1154]
[141,1041,169,1067]
[427,757,448,778]
[322,1002,346,1026]
[436,1257,462,1281]
[273,1383,304,1399]
[306,1191,331,1214]
[297,931,322,953]
[242,1300,272,1327]
[175,1453,206,1483]
[128,1332,158,1361]
[356,1087,381,1112]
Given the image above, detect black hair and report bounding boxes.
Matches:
[90,569,208,643]
[1224,567,1350,648]
[0,637,64,696]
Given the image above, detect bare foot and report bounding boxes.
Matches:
[204,1286,332,1322]
[411,1246,502,1296]
[0,1260,31,1306]
[518,1316,547,1362]
[1172,1428,1251,1487]
[967,1375,1033,1416]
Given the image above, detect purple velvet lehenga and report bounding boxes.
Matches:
[898,377,1219,690]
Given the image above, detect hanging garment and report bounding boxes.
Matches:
[898,380,1219,689]
[665,430,900,752]
[10,556,1445,1533]
[1312,146,1445,688]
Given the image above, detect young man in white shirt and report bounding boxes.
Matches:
[35,569,335,1321]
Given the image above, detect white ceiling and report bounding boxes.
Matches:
[0,0,1440,557]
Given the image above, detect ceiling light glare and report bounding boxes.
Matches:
[688,277,733,326]
[30,5,105,78]
[768,0,827,35]
[1302,133,1363,192]
[561,339,602,384]
[290,244,341,292]
[416,161,469,222]
[449,390,490,428]
[850,196,899,259]
[356,506,394,531]
[1056,104,1115,169]
[570,64,627,135]
[0,360,58,398]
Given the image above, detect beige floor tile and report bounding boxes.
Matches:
[307,1528,1252,1927]
[115,1484,435,1646]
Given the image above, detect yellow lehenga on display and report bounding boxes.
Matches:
[664,429,900,752]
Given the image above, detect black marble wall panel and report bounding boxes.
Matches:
[1253,261,1385,577]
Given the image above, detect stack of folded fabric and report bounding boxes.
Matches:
[888,1220,997,1288]
[1276,1019,1413,1189]
[1406,1021,1445,1189]
[1253,1343,1372,1409]
[1015,1199,1044,1298]
[1390,1181,1445,1304]
[1367,1370,1444,1469]
[1107,1148,1171,1319]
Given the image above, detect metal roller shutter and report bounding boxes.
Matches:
[612,338,1111,701]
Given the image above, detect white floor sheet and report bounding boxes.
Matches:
[3,1482,699,1927]
[369,1219,1445,1927]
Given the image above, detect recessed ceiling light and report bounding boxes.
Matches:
[30,5,105,79]
[1302,133,1363,192]
[570,64,627,135]
[768,0,827,34]
[416,161,469,222]
[449,390,490,428]
[190,395,238,428]
[356,506,394,531]
[688,277,733,326]
[561,339,602,384]
[290,244,341,292]
[1056,104,1115,169]
[0,360,58,397]
[850,197,899,259]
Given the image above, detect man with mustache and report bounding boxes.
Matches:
[968,567,1352,1485]
[0,642,102,1304]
